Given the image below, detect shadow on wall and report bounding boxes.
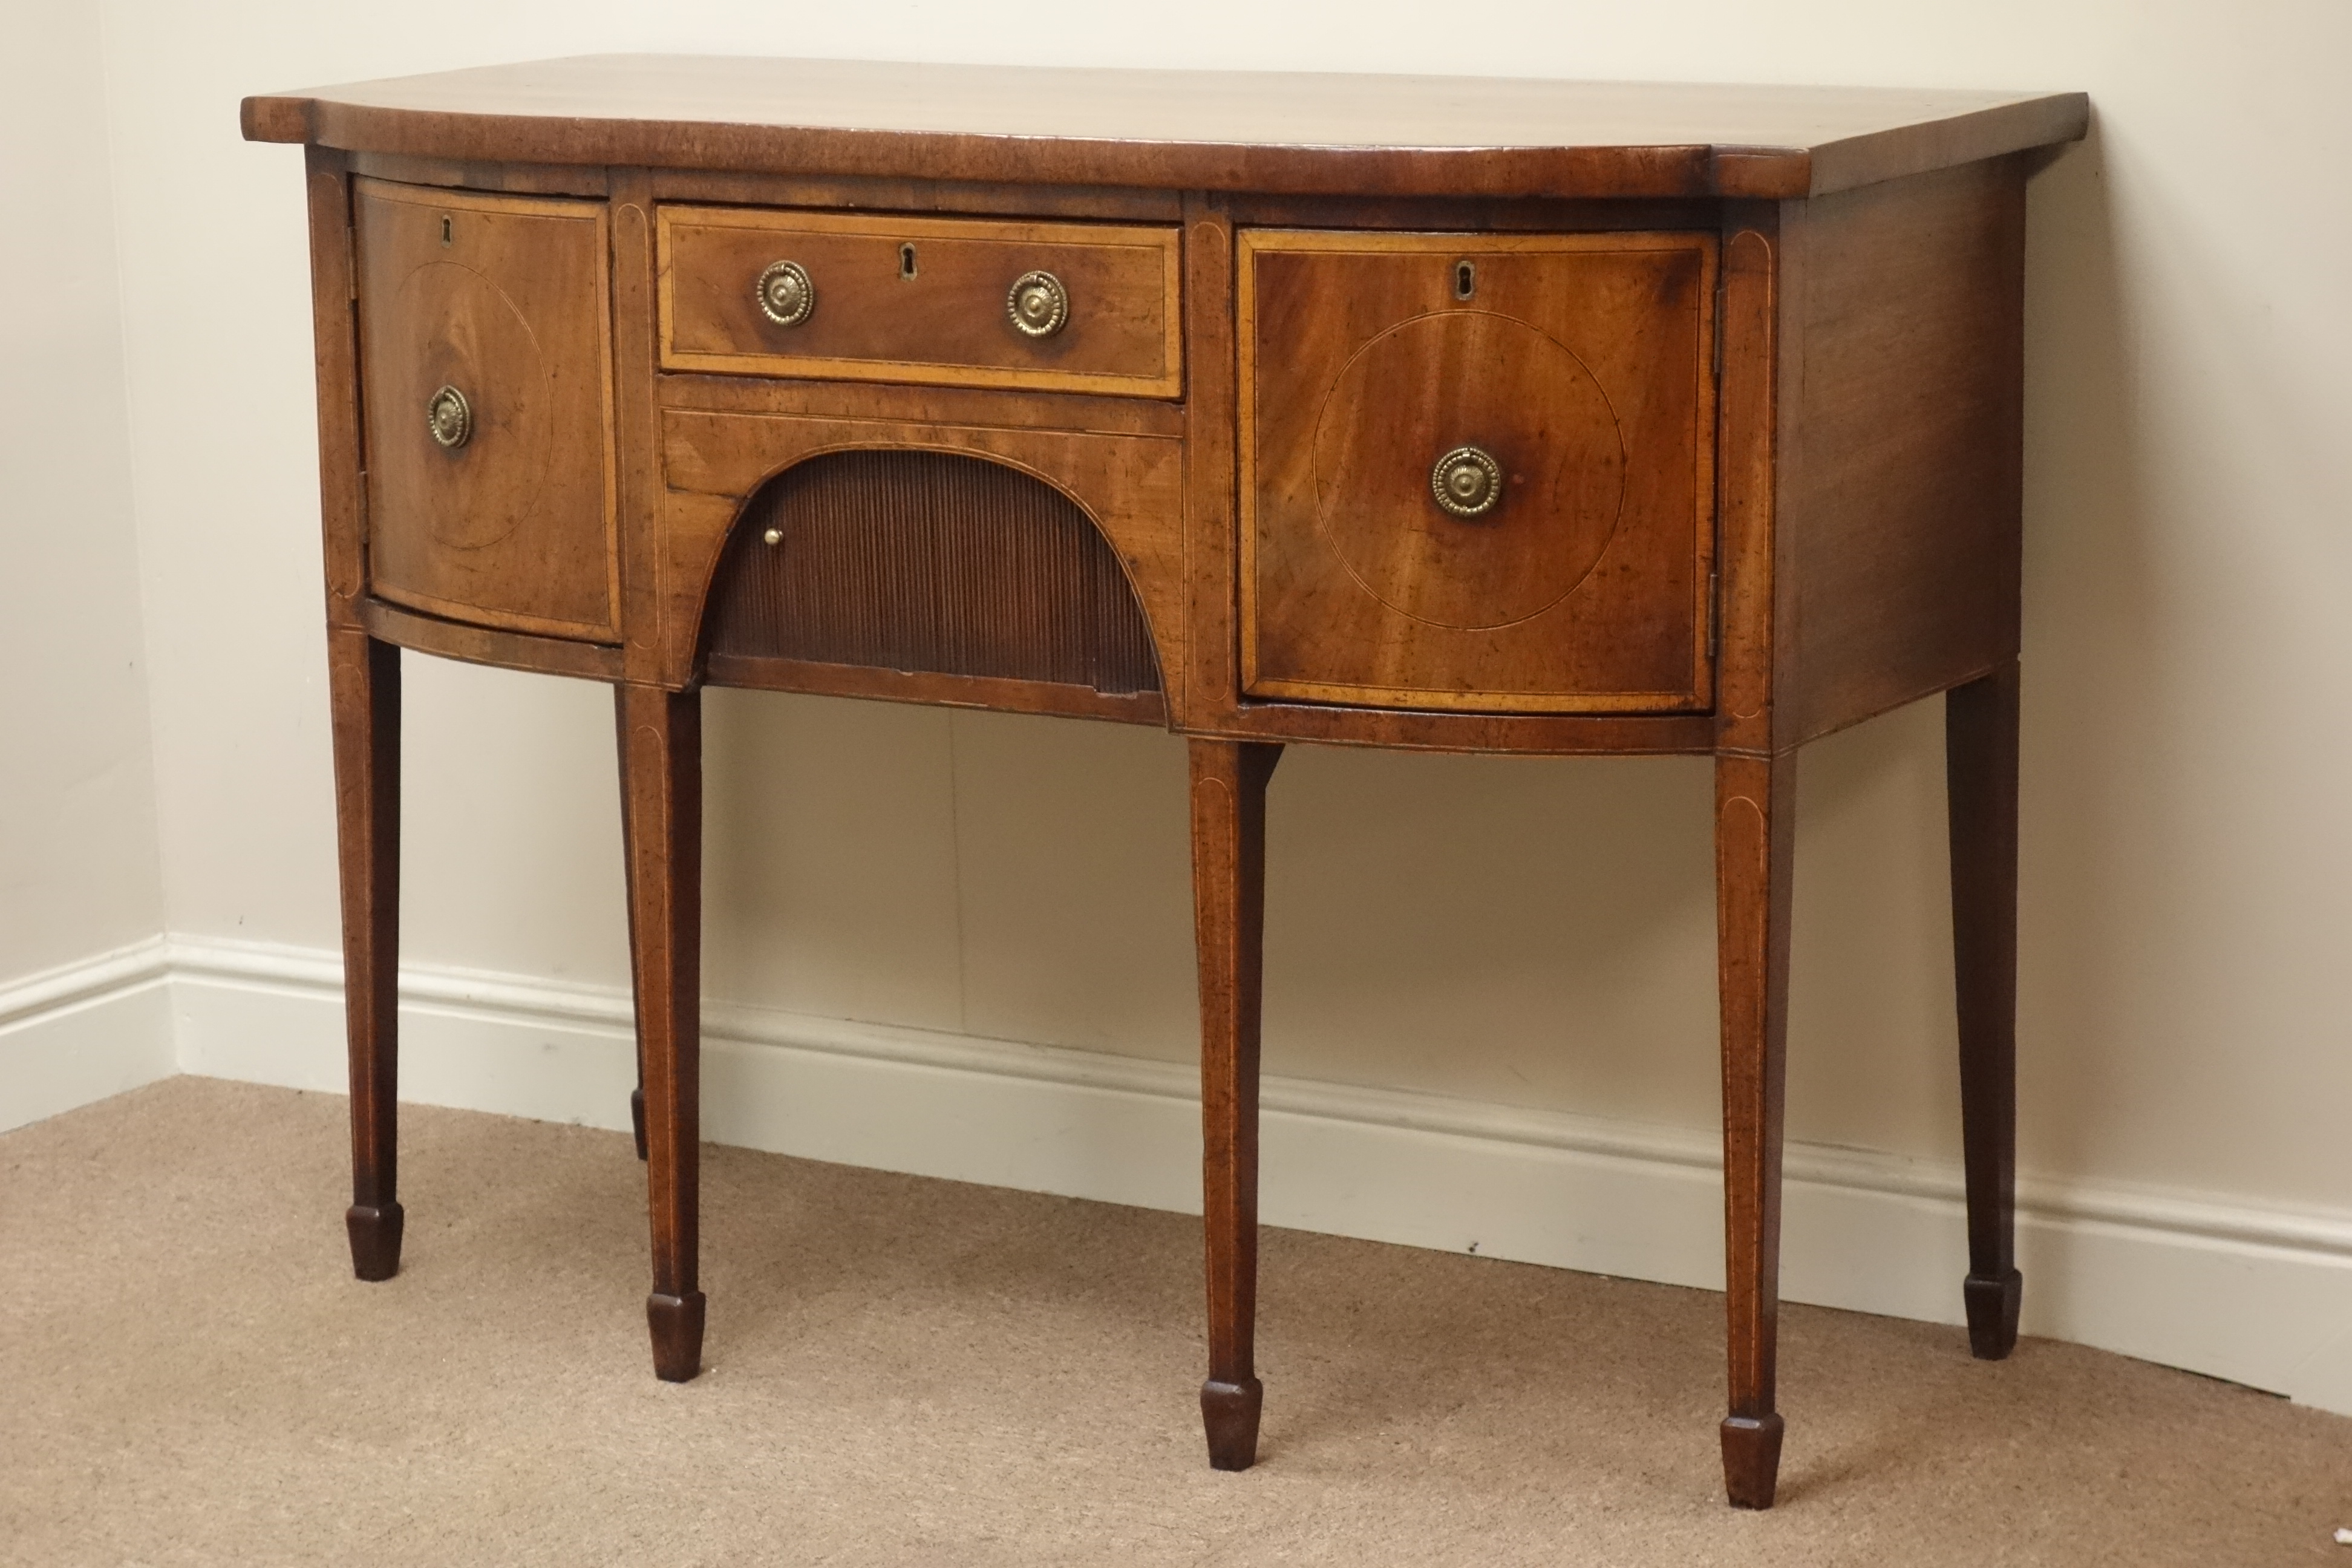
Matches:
[2007,119,2151,1184]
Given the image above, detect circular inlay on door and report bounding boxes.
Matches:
[388,259,556,552]
[1309,310,1627,631]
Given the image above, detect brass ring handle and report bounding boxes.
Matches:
[426,385,472,451]
[756,260,815,327]
[1007,270,1069,338]
[1429,446,1504,517]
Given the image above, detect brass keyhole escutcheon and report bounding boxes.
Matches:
[756,260,815,327]
[1429,445,1504,517]
[426,384,472,451]
[1007,270,1069,337]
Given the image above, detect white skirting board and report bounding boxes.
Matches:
[7,934,2351,1416]
[0,939,178,1134]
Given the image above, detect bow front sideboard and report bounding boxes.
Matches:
[241,57,2086,1508]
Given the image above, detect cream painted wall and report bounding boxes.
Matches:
[90,0,2352,1235]
[0,3,164,984]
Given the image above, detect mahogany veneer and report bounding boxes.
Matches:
[246,54,2086,1509]
[660,208,1183,396]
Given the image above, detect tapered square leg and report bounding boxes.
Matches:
[1189,739,1281,1471]
[614,687,650,1164]
[1949,661,2024,1359]
[619,683,705,1382]
[1715,750,1797,1509]
[328,630,404,1282]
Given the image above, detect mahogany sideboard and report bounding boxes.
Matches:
[242,56,2086,1508]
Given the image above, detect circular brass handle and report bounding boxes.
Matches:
[756,260,815,327]
[1007,270,1068,338]
[426,385,472,451]
[1429,446,1504,517]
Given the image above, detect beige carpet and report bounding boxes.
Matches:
[1,1079,2345,1566]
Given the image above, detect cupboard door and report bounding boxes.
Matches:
[1241,230,1716,713]
[355,180,616,639]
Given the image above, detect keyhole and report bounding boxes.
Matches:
[1454,260,1475,299]
[441,215,453,246]
[900,243,918,279]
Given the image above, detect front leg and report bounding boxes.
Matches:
[328,629,403,1281]
[1948,661,2023,1357]
[614,686,648,1163]
[1189,738,1282,1470]
[1715,749,1797,1508]
[619,683,705,1381]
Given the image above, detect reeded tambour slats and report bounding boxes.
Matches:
[702,449,1162,699]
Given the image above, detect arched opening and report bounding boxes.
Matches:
[700,448,1164,719]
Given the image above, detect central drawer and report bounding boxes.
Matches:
[658,207,1183,397]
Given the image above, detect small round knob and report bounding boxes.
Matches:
[761,526,784,546]
[1429,446,1504,518]
[426,385,471,451]
[756,260,815,327]
[1007,270,1068,338]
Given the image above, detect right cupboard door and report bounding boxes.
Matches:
[1240,230,1717,714]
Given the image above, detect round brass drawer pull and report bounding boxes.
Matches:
[756,260,815,327]
[1429,445,1504,517]
[1007,270,1069,338]
[426,384,472,451]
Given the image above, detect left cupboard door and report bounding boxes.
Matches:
[353,180,618,641]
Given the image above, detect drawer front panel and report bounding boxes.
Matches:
[658,207,1181,397]
[354,180,616,639]
[1241,230,1716,713]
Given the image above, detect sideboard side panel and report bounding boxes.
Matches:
[1774,157,2028,748]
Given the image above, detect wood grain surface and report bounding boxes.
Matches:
[609,169,667,687]
[353,179,618,639]
[1771,157,2027,747]
[658,410,1186,695]
[356,598,622,681]
[659,207,1181,397]
[1714,747,1797,1509]
[701,448,1164,709]
[304,149,367,633]
[258,65,2062,1510]
[655,372,1184,439]
[326,630,403,1284]
[1189,738,1282,1471]
[1240,229,1714,713]
[618,683,706,1382]
[1713,215,1780,758]
[1948,659,2024,1361]
[242,56,2086,200]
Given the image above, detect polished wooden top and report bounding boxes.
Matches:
[241,55,2086,200]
